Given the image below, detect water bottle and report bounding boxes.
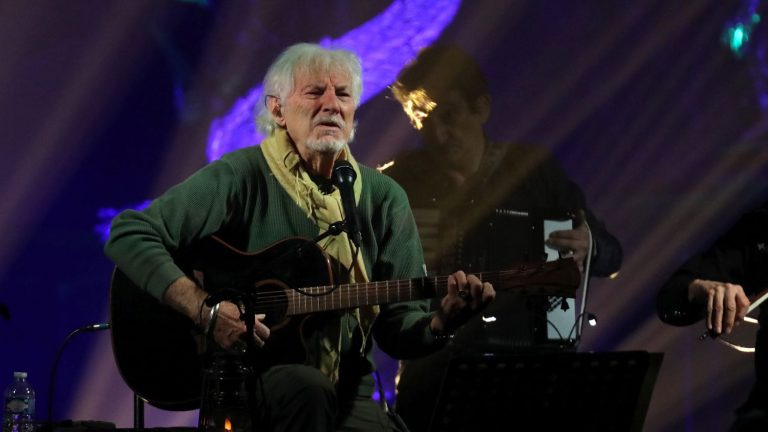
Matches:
[2,372,35,432]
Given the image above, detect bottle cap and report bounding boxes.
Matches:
[12,371,27,379]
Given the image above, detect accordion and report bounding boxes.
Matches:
[412,206,577,351]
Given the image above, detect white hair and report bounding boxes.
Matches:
[256,43,363,136]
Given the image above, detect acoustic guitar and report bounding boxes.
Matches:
[109,235,580,409]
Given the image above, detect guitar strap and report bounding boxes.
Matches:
[261,128,379,384]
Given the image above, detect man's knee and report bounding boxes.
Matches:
[257,365,337,432]
[264,364,336,408]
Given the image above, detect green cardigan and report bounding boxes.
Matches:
[104,145,445,371]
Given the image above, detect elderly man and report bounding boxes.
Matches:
[105,43,494,432]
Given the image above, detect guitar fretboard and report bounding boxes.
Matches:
[273,263,577,316]
[286,277,439,315]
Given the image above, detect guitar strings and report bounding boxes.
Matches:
[209,264,575,312]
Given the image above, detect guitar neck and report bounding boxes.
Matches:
[285,275,441,315]
[283,262,578,316]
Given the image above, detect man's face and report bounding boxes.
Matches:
[420,90,487,169]
[280,67,356,155]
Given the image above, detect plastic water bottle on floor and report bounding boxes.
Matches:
[2,372,35,432]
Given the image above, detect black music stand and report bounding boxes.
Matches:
[428,350,663,432]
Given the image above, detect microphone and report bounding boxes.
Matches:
[332,160,362,247]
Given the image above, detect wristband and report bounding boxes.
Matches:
[205,302,221,336]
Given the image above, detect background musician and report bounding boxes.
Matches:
[384,44,623,432]
[657,199,768,431]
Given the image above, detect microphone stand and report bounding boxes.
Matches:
[198,221,347,430]
[312,221,346,243]
[44,323,111,432]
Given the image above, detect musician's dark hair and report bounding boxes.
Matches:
[392,44,489,106]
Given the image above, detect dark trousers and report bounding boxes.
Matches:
[253,364,400,432]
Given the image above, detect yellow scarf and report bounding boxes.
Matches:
[261,128,379,383]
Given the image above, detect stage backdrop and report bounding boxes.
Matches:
[1,1,767,430]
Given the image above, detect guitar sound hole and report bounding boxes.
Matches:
[251,281,289,325]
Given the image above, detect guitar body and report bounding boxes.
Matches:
[110,237,336,409]
[110,235,581,410]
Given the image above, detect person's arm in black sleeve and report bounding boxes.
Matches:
[656,206,764,331]
[539,150,623,277]
[583,207,623,277]
[657,269,706,327]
